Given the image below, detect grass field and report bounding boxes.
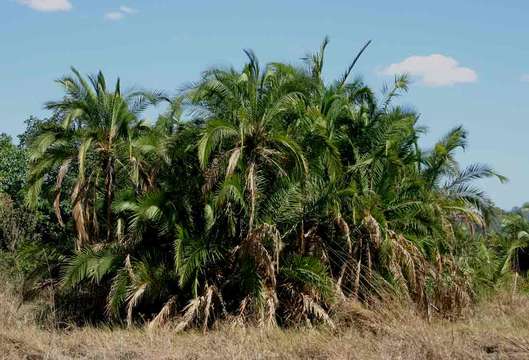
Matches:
[2,287,529,360]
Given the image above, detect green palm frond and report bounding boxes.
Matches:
[281,255,333,300]
[62,247,122,288]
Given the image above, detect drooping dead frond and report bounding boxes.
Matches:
[335,216,352,297]
[148,296,178,330]
[202,285,214,334]
[262,286,278,328]
[302,294,335,328]
[247,162,257,232]
[386,230,427,306]
[124,254,136,281]
[175,296,202,333]
[241,223,283,326]
[203,155,222,193]
[71,182,89,250]
[427,255,473,318]
[54,158,72,227]
[363,212,382,249]
[236,296,250,326]
[226,147,242,178]
[174,285,223,333]
[126,283,147,327]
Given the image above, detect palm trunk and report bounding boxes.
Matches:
[336,217,352,292]
[299,219,305,254]
[247,162,256,233]
[105,155,115,243]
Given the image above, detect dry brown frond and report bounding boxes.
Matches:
[175,296,202,333]
[148,296,178,330]
[53,158,72,227]
[126,283,147,327]
[302,294,335,329]
[225,147,241,178]
[363,213,382,249]
[202,285,214,334]
[202,155,222,193]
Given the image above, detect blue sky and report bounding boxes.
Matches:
[1,0,528,209]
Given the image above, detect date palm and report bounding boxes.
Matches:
[27,68,159,247]
[189,51,314,325]
[192,51,309,232]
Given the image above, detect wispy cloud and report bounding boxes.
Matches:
[104,5,138,21]
[119,6,137,14]
[520,74,529,83]
[380,54,477,87]
[17,0,72,12]
[104,11,125,21]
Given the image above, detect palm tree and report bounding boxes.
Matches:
[499,204,529,274]
[27,68,160,247]
[191,51,309,232]
[188,51,316,324]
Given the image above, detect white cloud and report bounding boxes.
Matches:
[520,74,529,83]
[18,0,72,12]
[381,54,477,87]
[104,11,125,21]
[119,6,137,14]
[104,5,137,21]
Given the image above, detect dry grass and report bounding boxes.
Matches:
[2,288,529,360]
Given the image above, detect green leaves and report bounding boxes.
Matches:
[174,226,223,297]
[62,247,122,288]
[0,134,27,201]
[197,119,238,169]
[281,255,333,300]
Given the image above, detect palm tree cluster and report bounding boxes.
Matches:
[22,39,507,329]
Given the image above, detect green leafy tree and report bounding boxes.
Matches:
[0,134,27,202]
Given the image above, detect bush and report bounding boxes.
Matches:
[0,193,39,251]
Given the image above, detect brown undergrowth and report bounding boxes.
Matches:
[2,286,529,360]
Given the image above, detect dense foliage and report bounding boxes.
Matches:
[0,134,27,201]
[0,40,526,330]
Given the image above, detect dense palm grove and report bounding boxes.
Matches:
[0,40,527,330]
